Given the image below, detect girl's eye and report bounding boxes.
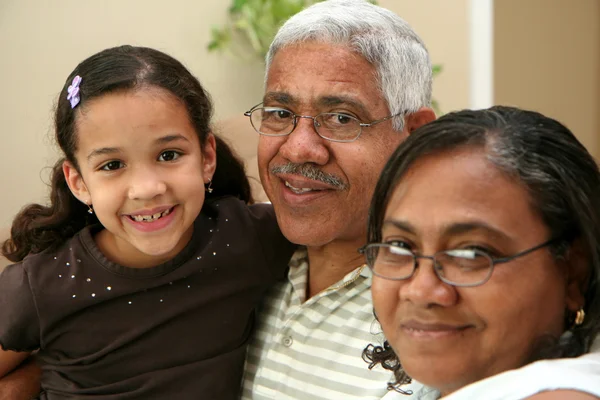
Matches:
[158,150,181,162]
[100,161,124,171]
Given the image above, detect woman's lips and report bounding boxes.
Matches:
[401,320,473,339]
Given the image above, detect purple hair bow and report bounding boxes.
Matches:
[67,75,82,108]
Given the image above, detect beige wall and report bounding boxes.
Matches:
[0,0,471,229]
[494,0,600,158]
[380,0,471,114]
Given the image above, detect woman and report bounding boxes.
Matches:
[363,106,600,399]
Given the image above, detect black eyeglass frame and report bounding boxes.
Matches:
[359,238,560,287]
[244,103,404,143]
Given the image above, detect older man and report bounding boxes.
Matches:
[240,1,435,399]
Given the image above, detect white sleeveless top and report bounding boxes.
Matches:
[383,338,600,400]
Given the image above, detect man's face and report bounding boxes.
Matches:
[258,42,408,248]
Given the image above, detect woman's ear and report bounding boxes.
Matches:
[202,133,218,183]
[62,161,91,205]
[563,238,589,312]
[405,107,436,134]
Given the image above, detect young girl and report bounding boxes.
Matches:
[0,45,295,399]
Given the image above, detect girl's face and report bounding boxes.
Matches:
[371,148,579,396]
[64,87,216,268]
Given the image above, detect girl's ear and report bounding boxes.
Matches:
[62,161,91,205]
[564,238,589,312]
[202,133,218,183]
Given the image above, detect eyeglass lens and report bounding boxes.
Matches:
[366,244,492,286]
[250,108,361,141]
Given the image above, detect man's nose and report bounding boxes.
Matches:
[278,116,330,166]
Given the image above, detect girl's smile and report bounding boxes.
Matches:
[124,205,177,233]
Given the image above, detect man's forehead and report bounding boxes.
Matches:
[263,42,387,116]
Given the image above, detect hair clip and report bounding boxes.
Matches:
[67,75,82,108]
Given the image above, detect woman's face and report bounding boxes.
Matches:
[371,148,569,396]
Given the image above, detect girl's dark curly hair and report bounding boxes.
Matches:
[3,45,252,262]
[363,106,600,392]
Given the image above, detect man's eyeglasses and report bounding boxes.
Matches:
[244,103,403,143]
[359,238,559,287]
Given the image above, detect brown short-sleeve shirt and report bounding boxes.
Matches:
[0,197,295,399]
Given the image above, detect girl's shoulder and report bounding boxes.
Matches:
[200,195,294,279]
[202,196,275,224]
[17,226,93,275]
[200,195,282,245]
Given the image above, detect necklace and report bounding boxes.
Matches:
[327,264,367,292]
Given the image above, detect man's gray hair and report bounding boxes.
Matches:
[265,0,432,131]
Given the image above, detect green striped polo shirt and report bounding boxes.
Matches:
[241,249,416,399]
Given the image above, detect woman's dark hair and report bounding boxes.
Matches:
[363,106,600,391]
[2,45,252,262]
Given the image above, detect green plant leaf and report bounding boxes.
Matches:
[207,26,232,52]
[271,0,305,20]
[230,0,250,13]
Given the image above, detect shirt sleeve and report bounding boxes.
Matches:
[0,263,41,352]
[442,337,600,399]
[248,203,297,280]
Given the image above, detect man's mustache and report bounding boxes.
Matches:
[270,163,348,190]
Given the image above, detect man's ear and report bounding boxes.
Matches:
[202,133,218,183]
[405,107,436,134]
[563,238,589,312]
[62,161,91,205]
